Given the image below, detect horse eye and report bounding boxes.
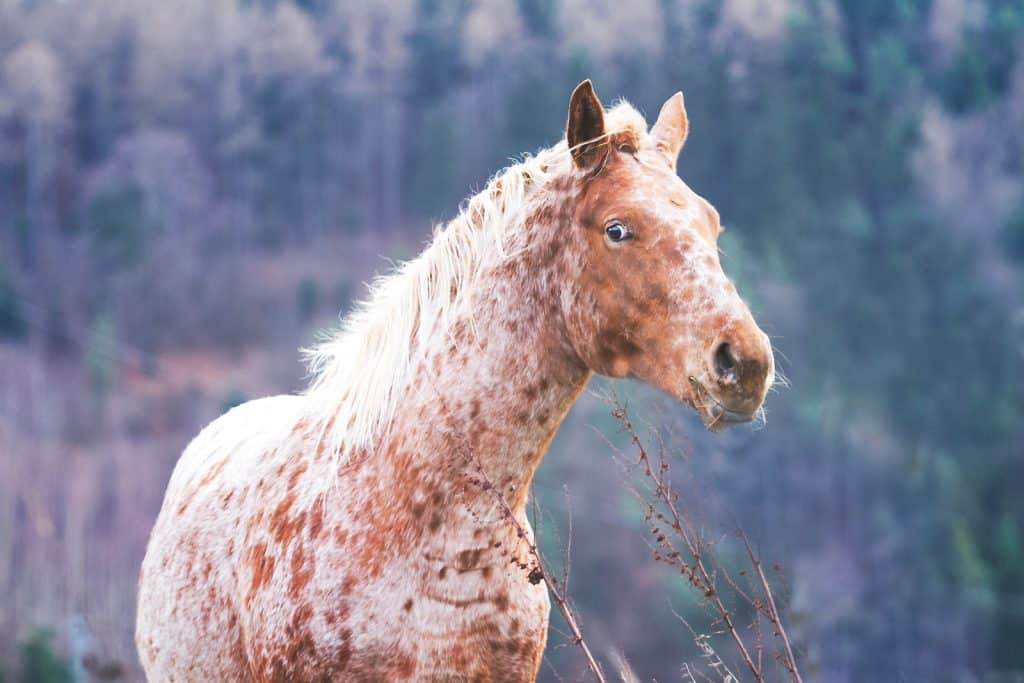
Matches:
[605,222,632,243]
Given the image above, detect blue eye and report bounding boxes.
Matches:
[605,222,632,242]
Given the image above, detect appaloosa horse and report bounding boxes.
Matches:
[136,80,774,682]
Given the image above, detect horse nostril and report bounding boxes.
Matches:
[714,342,738,381]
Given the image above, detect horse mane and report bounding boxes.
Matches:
[302,102,648,460]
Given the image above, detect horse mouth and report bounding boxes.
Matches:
[688,377,757,431]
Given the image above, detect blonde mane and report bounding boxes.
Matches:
[302,102,648,460]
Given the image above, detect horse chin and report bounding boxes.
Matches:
[687,377,758,432]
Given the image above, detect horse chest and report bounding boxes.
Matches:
[234,458,552,683]
[245,547,550,681]
[349,564,549,681]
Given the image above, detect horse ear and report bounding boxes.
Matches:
[650,91,689,168]
[566,80,607,169]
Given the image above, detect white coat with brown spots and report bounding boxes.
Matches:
[135,81,775,682]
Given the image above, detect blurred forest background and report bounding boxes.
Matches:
[1,0,1023,680]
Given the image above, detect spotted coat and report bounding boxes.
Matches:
[135,81,774,682]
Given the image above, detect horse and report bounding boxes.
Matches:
[135,80,775,682]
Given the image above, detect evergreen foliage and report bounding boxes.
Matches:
[15,631,70,683]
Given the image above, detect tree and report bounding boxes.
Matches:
[15,630,70,683]
[1,40,68,268]
[0,263,26,340]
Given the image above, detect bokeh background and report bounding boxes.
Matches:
[1,0,1023,680]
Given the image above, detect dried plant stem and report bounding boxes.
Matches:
[471,462,608,683]
[434,389,608,683]
[611,402,762,681]
[602,392,804,683]
[740,532,802,683]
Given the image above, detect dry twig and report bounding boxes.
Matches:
[433,391,608,683]
[601,390,803,683]
[464,460,608,683]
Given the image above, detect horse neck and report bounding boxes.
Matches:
[377,212,590,521]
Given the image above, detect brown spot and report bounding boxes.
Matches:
[334,637,352,674]
[309,496,325,538]
[395,652,416,677]
[287,460,309,490]
[289,542,314,596]
[276,603,317,676]
[451,643,468,669]
[451,319,469,341]
[403,598,413,612]
[429,511,443,532]
[246,542,276,606]
[645,282,669,308]
[312,416,336,461]
[535,240,560,269]
[456,548,483,572]
[335,602,351,623]
[493,592,510,611]
[269,492,302,545]
[196,458,228,491]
